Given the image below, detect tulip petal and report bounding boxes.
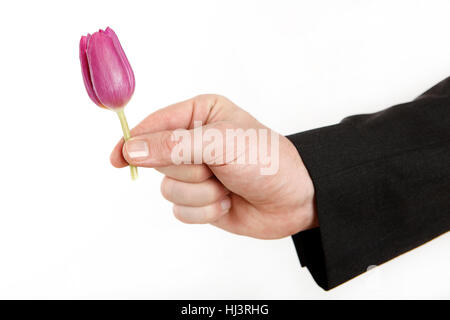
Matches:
[105,27,135,92]
[87,31,135,109]
[79,34,103,107]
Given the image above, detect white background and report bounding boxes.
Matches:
[0,0,449,299]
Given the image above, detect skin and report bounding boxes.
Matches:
[110,95,317,239]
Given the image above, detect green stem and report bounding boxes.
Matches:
[116,108,138,180]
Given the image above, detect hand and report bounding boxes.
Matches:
[110,95,317,239]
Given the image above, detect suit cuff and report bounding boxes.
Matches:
[287,122,382,290]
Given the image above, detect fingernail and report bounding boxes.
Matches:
[220,198,231,212]
[125,139,149,159]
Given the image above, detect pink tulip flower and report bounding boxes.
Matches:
[80,27,135,109]
[79,27,138,179]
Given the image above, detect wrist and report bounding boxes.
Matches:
[285,136,318,232]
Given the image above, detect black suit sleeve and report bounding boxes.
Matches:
[286,77,450,290]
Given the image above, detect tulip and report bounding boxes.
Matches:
[79,27,138,180]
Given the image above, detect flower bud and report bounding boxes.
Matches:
[79,27,135,109]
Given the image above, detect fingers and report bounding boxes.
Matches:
[160,176,231,224]
[110,94,232,168]
[161,176,229,206]
[156,164,212,183]
[173,196,231,224]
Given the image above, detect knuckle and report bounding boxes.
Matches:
[160,131,178,156]
[204,204,221,222]
[172,206,185,223]
[194,94,229,109]
[186,170,200,183]
[205,180,221,199]
[194,94,220,102]
[160,177,174,201]
[173,206,197,224]
[160,178,169,200]
[189,166,211,182]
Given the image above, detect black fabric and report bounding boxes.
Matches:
[287,77,450,290]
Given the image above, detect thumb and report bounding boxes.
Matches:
[122,130,176,167]
[122,122,233,168]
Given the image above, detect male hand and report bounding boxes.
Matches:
[110,95,317,239]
